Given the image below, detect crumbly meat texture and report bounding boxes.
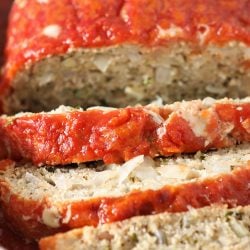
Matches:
[1,98,250,165]
[1,143,250,239]
[39,205,250,250]
[2,0,250,113]
[3,43,250,113]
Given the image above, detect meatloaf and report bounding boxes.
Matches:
[39,205,250,250]
[1,98,250,166]
[1,143,250,240]
[1,0,250,113]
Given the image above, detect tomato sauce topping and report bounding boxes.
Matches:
[0,103,250,165]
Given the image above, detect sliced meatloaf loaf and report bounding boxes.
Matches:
[39,205,250,250]
[1,98,250,165]
[1,0,250,113]
[1,143,250,240]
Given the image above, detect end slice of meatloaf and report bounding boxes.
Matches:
[1,98,250,166]
[1,0,250,113]
[1,143,250,240]
[39,205,250,250]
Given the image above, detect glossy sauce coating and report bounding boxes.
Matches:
[1,103,250,165]
[0,159,249,240]
[2,0,250,87]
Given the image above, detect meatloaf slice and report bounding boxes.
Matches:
[1,98,250,166]
[2,0,250,113]
[1,143,250,240]
[39,205,250,250]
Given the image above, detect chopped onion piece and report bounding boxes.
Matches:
[93,55,112,73]
[154,229,166,244]
[155,66,171,84]
[229,218,249,238]
[203,157,232,174]
[51,174,85,190]
[158,164,192,179]
[87,106,117,112]
[133,157,158,180]
[92,170,118,186]
[118,155,145,184]
[144,109,164,124]
[24,172,41,185]
[149,96,164,106]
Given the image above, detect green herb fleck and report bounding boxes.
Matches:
[142,75,152,85]
[225,211,243,220]
[199,153,205,160]
[226,211,233,216]
[130,233,139,243]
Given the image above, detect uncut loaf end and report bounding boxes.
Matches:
[2,0,250,113]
